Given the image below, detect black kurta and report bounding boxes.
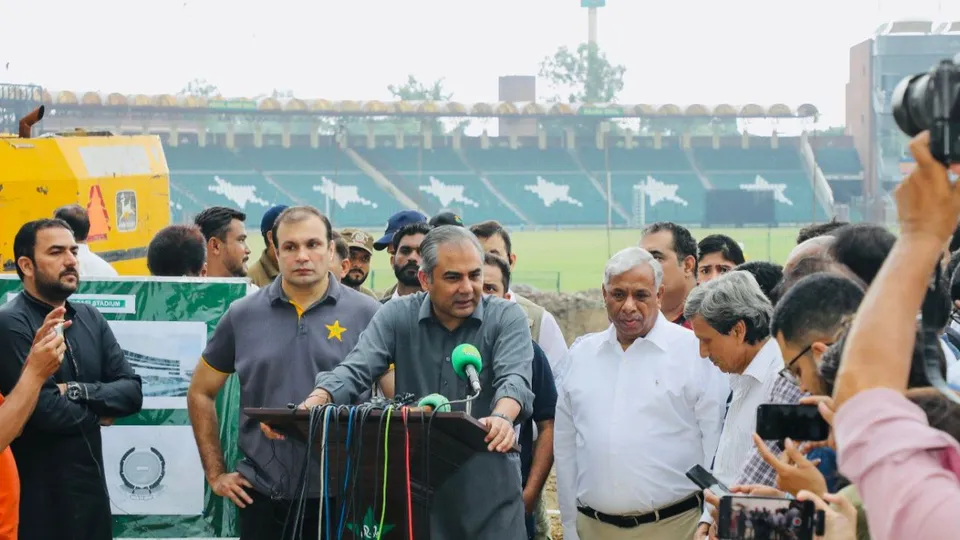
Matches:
[0,291,143,540]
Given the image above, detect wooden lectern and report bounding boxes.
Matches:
[245,407,514,540]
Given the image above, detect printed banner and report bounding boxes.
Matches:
[0,276,247,538]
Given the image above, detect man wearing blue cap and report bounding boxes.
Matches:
[247,205,288,288]
[374,210,427,298]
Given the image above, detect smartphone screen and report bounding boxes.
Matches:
[718,496,816,540]
[756,404,830,441]
[685,464,731,496]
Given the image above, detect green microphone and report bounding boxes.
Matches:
[451,343,483,395]
[417,393,451,412]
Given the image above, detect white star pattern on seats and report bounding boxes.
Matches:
[635,175,689,207]
[207,176,271,209]
[419,176,479,207]
[312,177,379,209]
[739,175,794,205]
[524,176,583,207]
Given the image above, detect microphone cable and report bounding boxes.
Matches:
[402,406,414,540]
[284,404,322,540]
[320,405,335,540]
[376,405,394,540]
[335,405,357,539]
[418,409,431,532]
[349,403,373,533]
[371,404,387,521]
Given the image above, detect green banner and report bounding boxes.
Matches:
[0,276,247,539]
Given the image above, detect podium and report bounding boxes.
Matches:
[245,406,517,540]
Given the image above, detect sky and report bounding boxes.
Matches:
[2,0,959,129]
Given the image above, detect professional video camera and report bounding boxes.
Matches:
[892,53,960,165]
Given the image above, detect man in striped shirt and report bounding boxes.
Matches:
[684,271,783,540]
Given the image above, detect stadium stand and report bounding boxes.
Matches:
[578,143,704,226]
[814,146,864,207]
[163,136,853,228]
[691,142,829,224]
[21,92,860,230]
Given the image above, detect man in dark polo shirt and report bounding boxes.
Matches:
[187,206,379,540]
[301,225,534,540]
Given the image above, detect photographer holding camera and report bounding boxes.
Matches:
[826,128,960,540]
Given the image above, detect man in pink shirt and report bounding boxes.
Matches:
[832,130,960,540]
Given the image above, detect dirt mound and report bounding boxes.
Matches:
[513,285,608,345]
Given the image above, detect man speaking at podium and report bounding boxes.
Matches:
[304,225,535,539]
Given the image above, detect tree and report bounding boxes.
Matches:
[538,43,626,135]
[817,125,846,136]
[387,75,453,102]
[370,75,455,136]
[539,43,626,105]
[179,78,219,98]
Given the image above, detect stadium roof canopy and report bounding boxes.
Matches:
[42,90,819,118]
[874,18,960,35]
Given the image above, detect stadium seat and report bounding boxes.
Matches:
[359,146,521,225]
[815,147,863,176]
[463,146,605,226]
[693,146,828,224]
[238,146,403,227]
[578,146,705,226]
[165,146,290,226]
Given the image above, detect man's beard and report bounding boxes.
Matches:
[393,261,420,287]
[36,269,79,303]
[342,269,368,288]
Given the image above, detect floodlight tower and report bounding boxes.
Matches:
[582,0,604,45]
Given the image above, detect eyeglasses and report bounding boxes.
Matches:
[779,339,839,384]
[778,344,811,383]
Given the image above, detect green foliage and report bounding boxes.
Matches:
[367,75,457,136]
[387,74,453,102]
[179,78,219,98]
[539,42,626,105]
[817,125,846,136]
[538,43,626,135]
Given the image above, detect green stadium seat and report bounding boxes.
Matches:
[815,147,863,176]
[238,147,404,227]
[462,147,608,226]
[579,147,705,225]
[163,140,836,229]
[359,147,519,224]
[165,146,289,226]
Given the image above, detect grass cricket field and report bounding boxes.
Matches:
[245,227,803,293]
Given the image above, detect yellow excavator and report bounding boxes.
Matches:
[0,105,170,275]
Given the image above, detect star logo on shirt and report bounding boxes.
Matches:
[326,320,347,341]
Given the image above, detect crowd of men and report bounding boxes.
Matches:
[1,179,959,540]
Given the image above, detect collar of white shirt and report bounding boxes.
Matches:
[599,311,671,353]
[739,338,783,386]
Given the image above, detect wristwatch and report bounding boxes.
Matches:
[65,382,83,401]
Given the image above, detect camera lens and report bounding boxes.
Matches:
[892,73,933,137]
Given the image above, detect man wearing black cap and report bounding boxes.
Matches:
[373,210,428,253]
[429,211,465,228]
[248,204,288,288]
[373,210,428,299]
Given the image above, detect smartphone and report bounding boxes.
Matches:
[756,404,830,441]
[718,496,818,540]
[685,464,731,496]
